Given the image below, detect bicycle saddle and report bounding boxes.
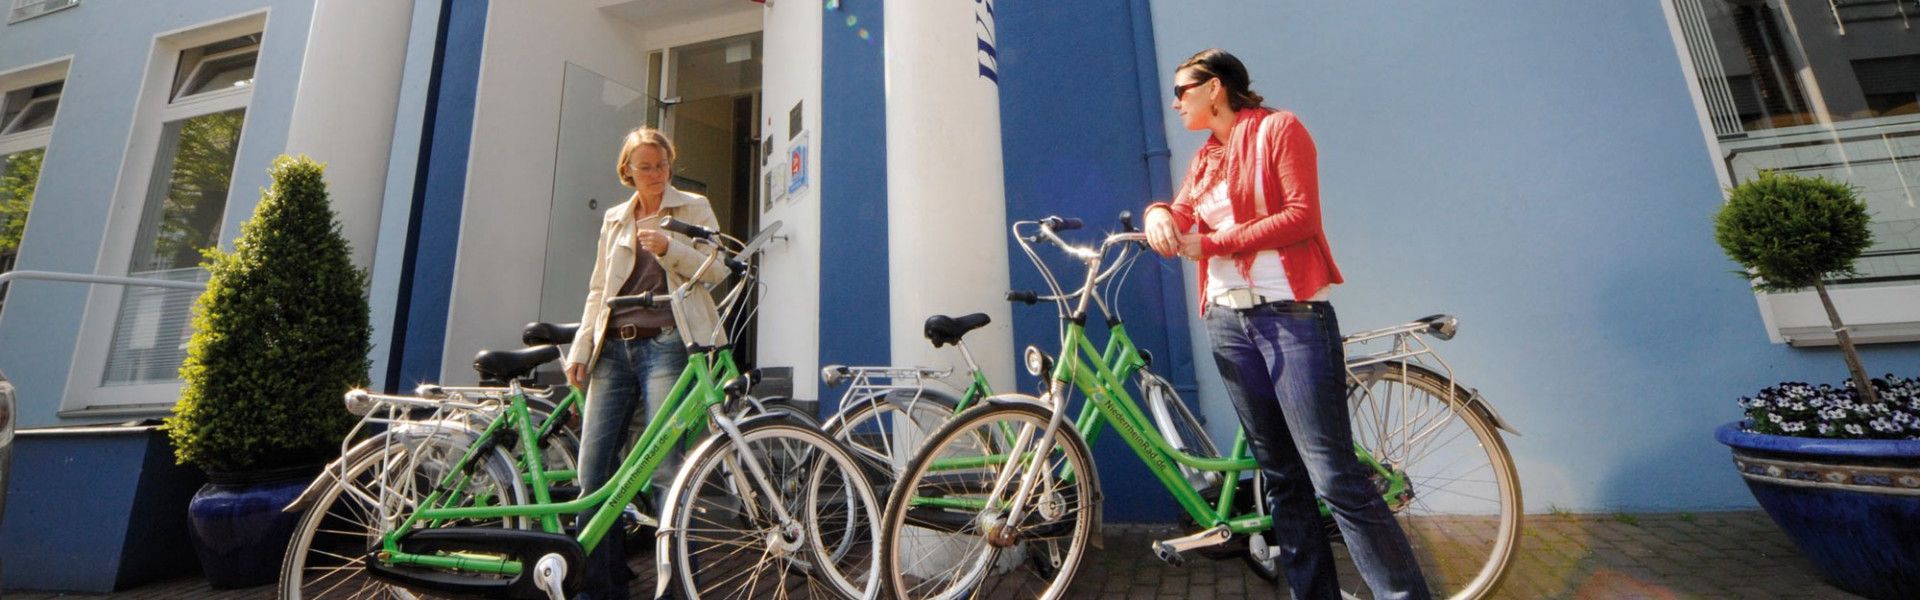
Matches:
[924,313,992,348]
[521,322,581,346]
[473,345,562,383]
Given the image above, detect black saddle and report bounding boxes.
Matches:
[473,345,562,383]
[521,322,580,346]
[924,313,991,348]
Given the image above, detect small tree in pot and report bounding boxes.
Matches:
[160,155,368,588]
[1713,170,1877,404]
[1712,170,1920,600]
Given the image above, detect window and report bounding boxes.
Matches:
[0,73,60,317]
[1667,0,1920,345]
[8,0,78,24]
[100,33,257,386]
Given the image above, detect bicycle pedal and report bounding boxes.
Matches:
[1151,541,1186,567]
[532,553,568,600]
[622,504,659,529]
[1149,524,1232,567]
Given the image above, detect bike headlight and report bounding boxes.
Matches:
[1024,346,1054,377]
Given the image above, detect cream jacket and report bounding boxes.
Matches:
[567,186,729,368]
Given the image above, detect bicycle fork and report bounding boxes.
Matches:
[981,380,1073,548]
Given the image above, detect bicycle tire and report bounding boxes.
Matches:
[660,416,884,600]
[825,385,965,486]
[278,434,529,600]
[880,399,1097,600]
[1316,361,1522,600]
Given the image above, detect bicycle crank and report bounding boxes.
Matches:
[1150,524,1232,567]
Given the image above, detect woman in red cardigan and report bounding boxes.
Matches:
[1145,49,1429,600]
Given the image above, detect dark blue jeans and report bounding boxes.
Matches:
[1205,301,1429,600]
[576,329,687,600]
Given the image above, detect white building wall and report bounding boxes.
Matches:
[755,0,824,401]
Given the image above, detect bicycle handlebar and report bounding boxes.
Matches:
[660,216,716,241]
[1040,216,1083,232]
[607,292,660,309]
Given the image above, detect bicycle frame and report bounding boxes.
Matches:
[918,220,1408,539]
[362,223,782,578]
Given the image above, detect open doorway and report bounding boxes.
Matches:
[662,32,764,367]
[538,32,764,370]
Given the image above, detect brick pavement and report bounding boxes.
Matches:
[6,511,1861,599]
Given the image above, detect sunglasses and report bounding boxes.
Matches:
[1172,77,1214,100]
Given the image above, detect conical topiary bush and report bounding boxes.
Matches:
[161,155,368,473]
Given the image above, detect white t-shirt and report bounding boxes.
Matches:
[1196,181,1293,301]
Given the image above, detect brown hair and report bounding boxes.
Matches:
[616,126,676,188]
[1177,49,1265,111]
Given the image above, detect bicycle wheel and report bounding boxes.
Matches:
[826,386,964,485]
[279,433,528,600]
[662,417,883,600]
[1325,362,1522,600]
[881,400,1097,600]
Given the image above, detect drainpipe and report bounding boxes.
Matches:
[1126,0,1199,400]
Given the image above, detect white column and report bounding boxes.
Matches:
[884,0,1014,389]
[885,0,1021,577]
[282,0,416,269]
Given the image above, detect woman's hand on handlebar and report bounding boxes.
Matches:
[1144,207,1182,257]
[1178,233,1204,260]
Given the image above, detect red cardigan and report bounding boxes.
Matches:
[1149,108,1343,312]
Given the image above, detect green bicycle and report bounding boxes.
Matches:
[278,219,884,600]
[879,216,1523,600]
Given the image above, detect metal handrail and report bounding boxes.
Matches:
[0,269,209,291]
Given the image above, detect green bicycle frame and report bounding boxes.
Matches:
[375,349,743,575]
[923,317,1408,536]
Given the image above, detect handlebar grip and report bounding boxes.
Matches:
[1118,210,1138,233]
[725,257,751,277]
[1006,290,1040,305]
[659,217,715,241]
[1041,216,1083,232]
[606,293,657,309]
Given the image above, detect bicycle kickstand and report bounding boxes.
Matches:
[1150,524,1232,567]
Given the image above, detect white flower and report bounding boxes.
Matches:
[1846,424,1865,436]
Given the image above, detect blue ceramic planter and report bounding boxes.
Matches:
[1716,422,1920,600]
[185,466,316,589]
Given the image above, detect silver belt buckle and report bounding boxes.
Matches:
[1214,288,1263,310]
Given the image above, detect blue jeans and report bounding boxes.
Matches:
[1205,301,1429,600]
[577,328,687,600]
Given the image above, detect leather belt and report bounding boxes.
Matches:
[617,324,671,341]
[1211,288,1273,310]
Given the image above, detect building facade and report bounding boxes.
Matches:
[2,0,1918,534]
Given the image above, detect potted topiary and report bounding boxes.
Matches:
[1711,170,1920,600]
[160,155,368,589]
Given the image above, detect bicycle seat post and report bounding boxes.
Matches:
[954,340,983,379]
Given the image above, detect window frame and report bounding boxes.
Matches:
[1661,0,1920,347]
[7,0,78,25]
[59,11,267,416]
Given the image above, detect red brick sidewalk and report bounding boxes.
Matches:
[6,511,1861,599]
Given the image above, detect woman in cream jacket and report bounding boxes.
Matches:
[563,127,726,600]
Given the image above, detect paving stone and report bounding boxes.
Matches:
[4,512,1871,599]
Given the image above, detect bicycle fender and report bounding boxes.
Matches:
[979,394,1106,550]
[1465,388,1521,436]
[654,409,832,598]
[281,419,496,514]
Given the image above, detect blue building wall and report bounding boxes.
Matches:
[388,0,488,391]
[1148,1,1920,511]
[818,0,892,409]
[995,0,1198,522]
[0,0,317,428]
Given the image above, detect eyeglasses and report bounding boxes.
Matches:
[1172,77,1214,100]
